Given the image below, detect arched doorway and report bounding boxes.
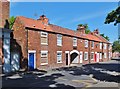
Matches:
[70,50,79,64]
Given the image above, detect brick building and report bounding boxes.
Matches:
[12,15,112,70]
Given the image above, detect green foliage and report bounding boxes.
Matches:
[100,33,110,41]
[105,6,120,25]
[9,16,16,29]
[112,40,120,52]
[78,24,91,34]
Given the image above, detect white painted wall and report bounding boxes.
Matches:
[11,52,20,72]
[3,38,11,73]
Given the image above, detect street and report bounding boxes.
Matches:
[1,58,120,89]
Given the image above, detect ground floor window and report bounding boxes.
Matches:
[57,51,62,63]
[84,52,88,60]
[104,52,107,58]
[40,51,48,65]
[109,52,111,59]
[91,52,94,60]
[100,53,102,59]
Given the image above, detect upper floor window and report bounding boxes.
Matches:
[91,41,94,48]
[73,38,77,46]
[85,40,88,48]
[104,43,107,49]
[57,51,62,63]
[84,52,88,60]
[100,43,102,49]
[41,31,48,45]
[108,44,111,50]
[57,34,62,46]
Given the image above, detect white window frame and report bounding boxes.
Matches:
[91,52,94,60]
[41,31,48,45]
[73,37,77,47]
[91,41,94,49]
[100,43,102,49]
[108,44,111,50]
[104,43,107,49]
[57,51,62,63]
[109,52,111,59]
[100,53,102,59]
[85,40,88,48]
[57,34,62,46]
[104,52,107,58]
[40,51,48,65]
[84,52,88,60]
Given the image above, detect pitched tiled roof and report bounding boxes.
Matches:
[94,34,109,43]
[15,16,109,43]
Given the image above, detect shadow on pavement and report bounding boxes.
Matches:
[54,61,120,83]
[2,72,75,89]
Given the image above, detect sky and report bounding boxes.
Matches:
[10,2,119,43]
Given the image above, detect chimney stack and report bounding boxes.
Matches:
[38,15,49,25]
[93,29,99,34]
[0,0,10,28]
[77,25,85,34]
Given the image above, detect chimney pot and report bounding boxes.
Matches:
[38,15,49,25]
[77,25,85,34]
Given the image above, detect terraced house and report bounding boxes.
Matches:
[12,15,112,70]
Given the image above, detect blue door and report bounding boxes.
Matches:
[28,53,34,70]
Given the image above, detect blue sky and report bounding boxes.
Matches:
[10,2,118,43]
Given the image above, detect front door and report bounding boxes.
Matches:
[28,53,34,70]
[66,53,68,65]
[94,54,97,62]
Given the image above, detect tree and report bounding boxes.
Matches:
[112,40,120,52]
[9,16,16,29]
[100,33,110,41]
[105,6,120,25]
[78,24,91,34]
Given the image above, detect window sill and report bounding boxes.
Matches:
[40,63,48,65]
[57,45,62,47]
[41,43,48,45]
[57,62,62,64]
[91,59,94,60]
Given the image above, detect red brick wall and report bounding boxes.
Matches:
[0,1,9,28]
[12,17,28,69]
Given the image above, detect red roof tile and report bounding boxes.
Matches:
[15,16,109,43]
